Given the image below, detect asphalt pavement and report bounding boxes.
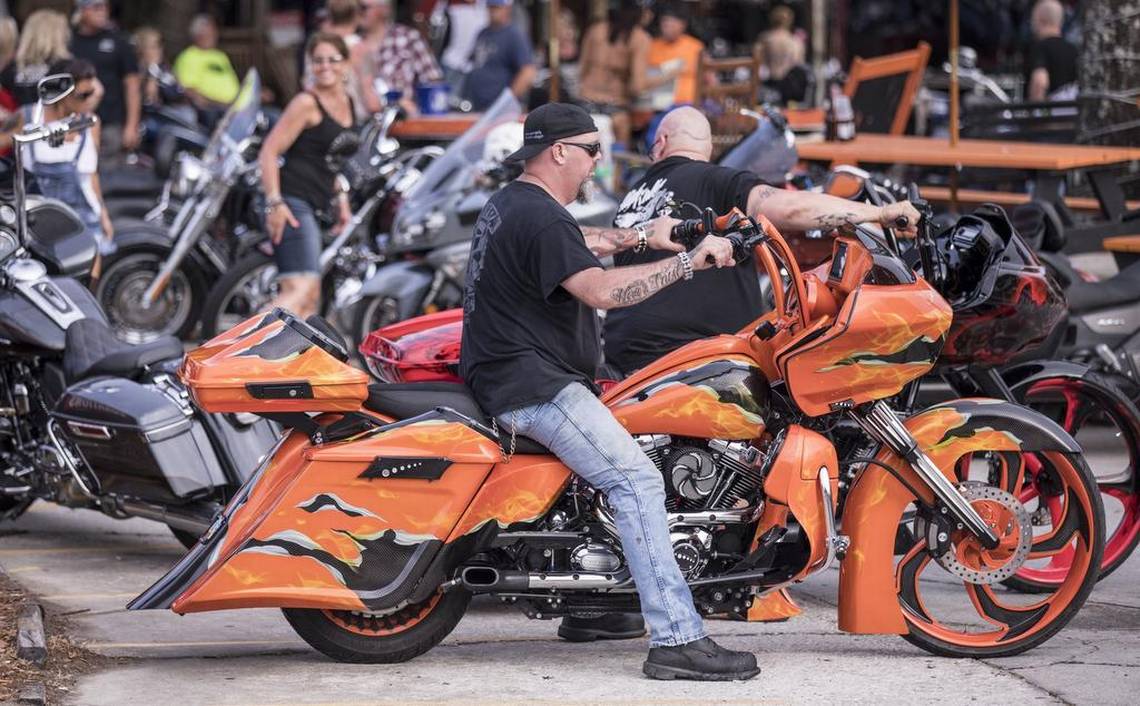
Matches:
[1,445,1137,706]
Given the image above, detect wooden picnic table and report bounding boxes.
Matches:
[389,113,480,141]
[796,134,1140,171]
[796,134,1140,254]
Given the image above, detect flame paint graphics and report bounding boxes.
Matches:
[615,359,767,439]
[448,459,571,539]
[783,285,952,416]
[182,314,368,413]
[941,267,1066,366]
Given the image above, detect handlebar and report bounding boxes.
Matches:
[13,113,98,147]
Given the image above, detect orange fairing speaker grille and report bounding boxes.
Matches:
[181,310,369,413]
[778,282,952,416]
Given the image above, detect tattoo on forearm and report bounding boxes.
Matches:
[608,257,684,306]
[812,212,858,230]
[583,226,637,256]
[752,185,777,206]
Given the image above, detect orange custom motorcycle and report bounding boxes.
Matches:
[130,213,1104,662]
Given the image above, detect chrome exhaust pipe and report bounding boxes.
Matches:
[117,499,215,535]
[459,566,631,593]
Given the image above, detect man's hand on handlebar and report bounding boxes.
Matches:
[646,215,684,253]
[690,235,736,271]
[878,201,921,239]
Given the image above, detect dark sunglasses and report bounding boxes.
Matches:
[560,141,602,158]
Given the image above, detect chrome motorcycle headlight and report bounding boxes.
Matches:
[0,203,16,226]
[171,154,204,198]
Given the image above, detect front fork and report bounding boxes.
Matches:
[850,401,1001,549]
[141,185,229,306]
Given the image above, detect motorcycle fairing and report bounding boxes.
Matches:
[138,415,507,614]
[752,425,839,579]
[837,398,1081,634]
[777,282,953,417]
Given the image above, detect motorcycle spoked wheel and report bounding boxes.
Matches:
[282,589,470,664]
[897,450,1103,658]
[352,295,403,354]
[95,248,204,343]
[1003,373,1140,591]
[199,251,277,340]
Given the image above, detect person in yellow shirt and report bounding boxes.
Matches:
[173,14,240,118]
[648,3,704,106]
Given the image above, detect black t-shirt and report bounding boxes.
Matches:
[71,29,139,126]
[1026,37,1078,96]
[0,62,51,107]
[460,181,604,416]
[603,156,763,375]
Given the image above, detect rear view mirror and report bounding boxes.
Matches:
[37,74,75,106]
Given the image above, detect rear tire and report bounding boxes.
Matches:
[282,589,470,664]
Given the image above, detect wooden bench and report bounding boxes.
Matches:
[920,185,1140,214]
[1103,236,1140,254]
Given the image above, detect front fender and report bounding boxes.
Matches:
[103,222,215,277]
[837,398,1079,635]
[359,261,436,321]
[1001,359,1091,396]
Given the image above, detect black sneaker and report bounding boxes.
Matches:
[643,637,761,681]
[558,613,647,642]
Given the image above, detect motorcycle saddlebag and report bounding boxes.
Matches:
[182,309,369,413]
[52,377,228,502]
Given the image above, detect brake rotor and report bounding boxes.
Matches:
[914,483,1033,585]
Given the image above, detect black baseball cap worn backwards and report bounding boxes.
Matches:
[505,103,598,163]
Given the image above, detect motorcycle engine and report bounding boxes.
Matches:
[639,435,768,512]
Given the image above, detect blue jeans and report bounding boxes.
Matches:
[271,196,322,277]
[497,382,707,647]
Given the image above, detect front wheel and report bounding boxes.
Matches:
[282,589,470,664]
[95,247,204,342]
[199,251,278,340]
[897,450,1104,658]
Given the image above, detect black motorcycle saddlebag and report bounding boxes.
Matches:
[52,377,227,502]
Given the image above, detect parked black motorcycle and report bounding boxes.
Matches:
[0,77,277,547]
[95,70,266,343]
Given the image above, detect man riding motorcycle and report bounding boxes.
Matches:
[461,102,761,681]
[563,106,921,640]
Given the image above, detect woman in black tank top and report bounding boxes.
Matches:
[258,31,356,319]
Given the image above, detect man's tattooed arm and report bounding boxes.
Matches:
[562,255,686,310]
[582,226,637,257]
[607,256,685,307]
[811,211,859,230]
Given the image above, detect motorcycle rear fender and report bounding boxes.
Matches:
[359,261,435,321]
[837,398,1080,634]
[129,412,509,614]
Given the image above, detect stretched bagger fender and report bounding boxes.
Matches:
[131,212,1103,663]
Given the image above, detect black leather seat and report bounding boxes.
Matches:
[364,382,550,455]
[1064,259,1140,315]
[63,318,184,384]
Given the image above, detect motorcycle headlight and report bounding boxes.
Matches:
[171,154,204,198]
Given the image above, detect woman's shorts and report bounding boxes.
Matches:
[272,195,322,277]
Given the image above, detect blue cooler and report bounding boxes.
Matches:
[416,83,450,116]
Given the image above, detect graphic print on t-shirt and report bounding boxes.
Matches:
[463,201,501,316]
[614,177,674,228]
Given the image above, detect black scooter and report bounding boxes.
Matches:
[0,75,277,547]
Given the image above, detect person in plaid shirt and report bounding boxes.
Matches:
[352,0,443,115]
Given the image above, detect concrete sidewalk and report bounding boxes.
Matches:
[2,499,1138,705]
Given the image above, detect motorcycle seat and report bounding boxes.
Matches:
[63,318,184,384]
[364,382,550,455]
[1064,259,1140,315]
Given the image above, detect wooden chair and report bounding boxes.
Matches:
[844,41,931,135]
[695,46,764,159]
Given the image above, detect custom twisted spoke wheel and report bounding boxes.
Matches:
[897,450,1103,658]
[1006,373,1140,591]
[282,589,469,664]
